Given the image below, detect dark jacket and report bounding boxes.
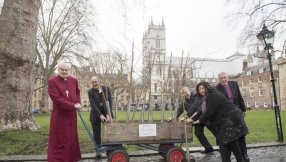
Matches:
[197,90,248,144]
[216,81,246,112]
[88,86,114,123]
[176,92,196,118]
[186,95,202,119]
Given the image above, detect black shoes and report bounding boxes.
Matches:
[200,149,213,153]
[243,153,250,161]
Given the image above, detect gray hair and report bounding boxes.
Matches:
[218,71,228,78]
[91,76,99,82]
[181,86,189,92]
[58,62,71,69]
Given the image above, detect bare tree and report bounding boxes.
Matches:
[225,0,286,52]
[36,0,96,112]
[0,0,41,131]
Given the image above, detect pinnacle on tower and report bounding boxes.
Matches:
[256,44,260,54]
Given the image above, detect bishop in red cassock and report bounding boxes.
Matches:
[47,63,81,162]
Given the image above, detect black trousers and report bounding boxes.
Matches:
[238,135,247,155]
[91,118,102,147]
[194,123,217,151]
[217,135,243,162]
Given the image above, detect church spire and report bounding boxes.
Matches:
[162,17,165,27]
[256,44,260,54]
[151,17,154,26]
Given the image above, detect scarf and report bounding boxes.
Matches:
[201,95,208,113]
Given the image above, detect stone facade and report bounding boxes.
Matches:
[277,57,286,110]
[237,68,279,110]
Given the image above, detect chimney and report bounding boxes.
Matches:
[242,59,247,71]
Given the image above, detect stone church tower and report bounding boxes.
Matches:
[142,17,166,102]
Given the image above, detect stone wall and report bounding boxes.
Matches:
[277,57,286,110]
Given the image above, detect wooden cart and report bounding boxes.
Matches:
[101,122,193,162]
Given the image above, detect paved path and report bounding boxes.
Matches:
[0,142,285,162]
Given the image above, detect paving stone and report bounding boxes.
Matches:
[0,142,285,162]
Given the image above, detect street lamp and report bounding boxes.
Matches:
[256,24,284,142]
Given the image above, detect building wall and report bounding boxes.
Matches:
[237,70,279,110]
[277,57,286,110]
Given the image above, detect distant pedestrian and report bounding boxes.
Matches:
[47,62,81,162]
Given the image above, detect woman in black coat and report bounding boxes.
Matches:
[185,81,248,162]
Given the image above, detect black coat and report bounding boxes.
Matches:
[216,81,246,112]
[198,90,248,144]
[176,92,196,118]
[88,86,114,123]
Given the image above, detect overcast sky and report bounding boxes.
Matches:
[92,0,246,60]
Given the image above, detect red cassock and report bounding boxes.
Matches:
[47,75,81,162]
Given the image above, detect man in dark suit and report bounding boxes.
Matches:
[88,76,113,157]
[216,72,249,161]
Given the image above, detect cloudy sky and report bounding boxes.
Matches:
[92,0,247,60]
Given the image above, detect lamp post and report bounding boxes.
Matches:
[256,24,284,142]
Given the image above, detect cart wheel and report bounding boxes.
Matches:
[108,149,129,162]
[158,144,173,157]
[165,147,186,162]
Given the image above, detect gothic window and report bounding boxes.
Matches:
[157,67,161,75]
[154,83,157,92]
[242,80,245,85]
[156,35,160,48]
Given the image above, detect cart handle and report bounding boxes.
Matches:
[77,110,98,148]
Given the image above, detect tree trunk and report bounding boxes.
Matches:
[0,0,41,131]
[39,77,49,113]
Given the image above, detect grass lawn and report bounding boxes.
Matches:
[0,110,285,156]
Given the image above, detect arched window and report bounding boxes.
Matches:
[156,35,160,48]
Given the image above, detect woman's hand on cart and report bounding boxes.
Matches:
[179,117,185,122]
[184,118,193,123]
[192,120,200,124]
